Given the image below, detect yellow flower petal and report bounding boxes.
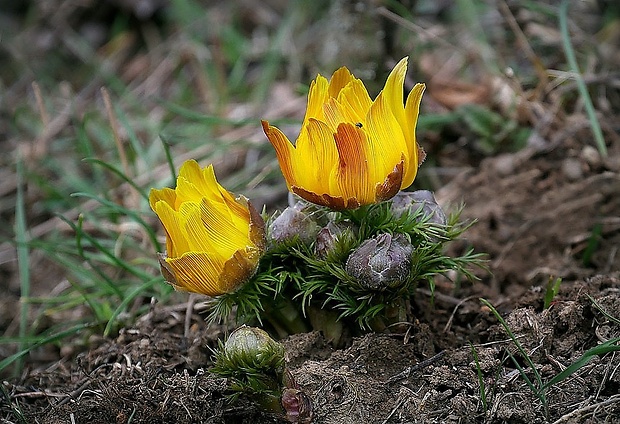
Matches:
[219,248,261,293]
[303,75,329,125]
[375,157,404,202]
[337,78,373,124]
[294,118,338,194]
[177,202,220,255]
[200,198,250,258]
[328,66,355,98]
[245,198,267,252]
[365,92,408,184]
[322,97,349,133]
[402,83,426,187]
[149,187,176,212]
[382,57,408,137]
[165,252,225,296]
[153,200,191,257]
[262,120,297,189]
[330,123,375,205]
[164,247,260,297]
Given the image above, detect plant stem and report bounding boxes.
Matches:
[263,297,309,338]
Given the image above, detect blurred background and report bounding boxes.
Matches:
[1,0,618,376]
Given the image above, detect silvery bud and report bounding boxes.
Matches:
[390,190,447,226]
[345,233,413,291]
[269,202,321,245]
[314,221,357,258]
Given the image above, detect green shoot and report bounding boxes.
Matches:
[543,277,562,310]
[0,383,28,424]
[588,295,620,326]
[581,223,603,267]
[470,342,488,413]
[0,323,97,374]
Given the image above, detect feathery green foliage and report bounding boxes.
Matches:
[208,200,485,334]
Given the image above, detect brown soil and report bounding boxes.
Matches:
[4,134,620,423]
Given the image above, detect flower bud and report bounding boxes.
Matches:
[215,326,285,381]
[390,190,447,226]
[282,388,313,424]
[269,202,321,245]
[213,327,313,422]
[345,233,413,291]
[314,221,357,258]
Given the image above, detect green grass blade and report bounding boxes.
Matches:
[588,294,620,326]
[14,158,30,375]
[0,323,96,374]
[543,337,620,391]
[83,158,149,201]
[57,215,153,281]
[0,382,28,424]
[470,342,488,412]
[159,134,177,187]
[581,223,602,267]
[112,100,148,162]
[543,277,562,310]
[103,277,159,337]
[505,349,538,396]
[72,214,125,298]
[481,298,547,409]
[70,191,160,250]
[559,0,607,157]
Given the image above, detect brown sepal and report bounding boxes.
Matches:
[417,144,426,166]
[218,249,258,294]
[375,158,404,202]
[158,253,178,287]
[247,199,267,251]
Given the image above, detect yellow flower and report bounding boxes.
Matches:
[262,57,426,210]
[149,160,266,296]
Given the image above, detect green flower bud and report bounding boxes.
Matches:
[345,233,413,291]
[269,202,321,245]
[213,327,313,422]
[391,190,447,226]
[314,221,357,258]
[213,325,285,391]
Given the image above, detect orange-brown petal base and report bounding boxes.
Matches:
[291,186,361,211]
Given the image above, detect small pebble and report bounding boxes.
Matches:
[139,338,150,349]
[493,154,517,177]
[580,145,600,167]
[561,158,583,181]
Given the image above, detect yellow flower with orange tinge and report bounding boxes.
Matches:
[262,57,426,210]
[149,160,266,296]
